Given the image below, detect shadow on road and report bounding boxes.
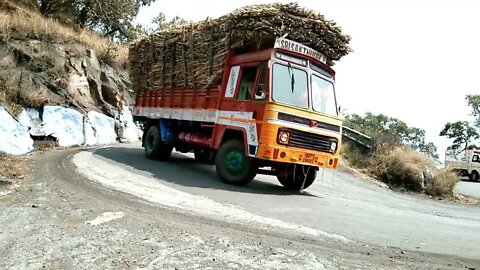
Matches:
[93,147,319,197]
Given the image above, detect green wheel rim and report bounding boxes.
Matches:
[224,150,245,175]
[146,133,155,153]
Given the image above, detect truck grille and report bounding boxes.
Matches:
[277,112,341,132]
[282,128,337,153]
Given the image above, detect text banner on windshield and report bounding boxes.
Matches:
[274,37,327,64]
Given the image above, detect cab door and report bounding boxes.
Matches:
[216,62,269,156]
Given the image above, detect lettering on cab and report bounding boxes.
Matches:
[274,37,328,64]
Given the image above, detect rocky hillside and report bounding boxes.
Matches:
[0,1,140,155]
[0,0,131,116]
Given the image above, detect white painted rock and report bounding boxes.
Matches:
[17,108,46,137]
[42,106,84,147]
[120,106,141,143]
[83,114,97,146]
[0,107,34,155]
[87,111,117,145]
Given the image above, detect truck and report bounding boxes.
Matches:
[130,3,350,191]
[445,149,480,181]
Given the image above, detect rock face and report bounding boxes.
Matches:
[0,40,133,117]
[0,38,141,154]
[0,107,34,155]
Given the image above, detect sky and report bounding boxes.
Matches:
[134,0,480,161]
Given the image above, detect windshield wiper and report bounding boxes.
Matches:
[287,62,295,93]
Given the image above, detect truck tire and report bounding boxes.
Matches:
[194,149,215,164]
[470,170,480,182]
[144,126,173,161]
[215,139,257,185]
[277,165,317,191]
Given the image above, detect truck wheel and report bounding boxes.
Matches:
[277,165,317,191]
[470,171,480,182]
[144,126,173,161]
[194,149,215,164]
[215,139,257,185]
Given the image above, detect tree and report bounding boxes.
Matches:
[16,0,75,19]
[151,12,188,32]
[344,112,427,151]
[439,121,479,153]
[466,94,480,127]
[17,0,155,41]
[73,0,156,41]
[421,142,439,160]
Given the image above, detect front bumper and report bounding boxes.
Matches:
[257,143,339,168]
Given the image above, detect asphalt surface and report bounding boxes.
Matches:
[456,179,480,200]
[1,144,480,269]
[81,143,480,259]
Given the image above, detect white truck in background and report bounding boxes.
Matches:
[445,149,480,181]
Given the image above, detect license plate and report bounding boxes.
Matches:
[302,153,315,163]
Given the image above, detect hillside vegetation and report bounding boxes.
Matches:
[0,0,127,66]
[341,113,459,198]
[0,0,133,117]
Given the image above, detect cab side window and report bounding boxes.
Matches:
[473,155,480,163]
[238,66,258,100]
[255,62,268,100]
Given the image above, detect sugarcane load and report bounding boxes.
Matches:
[130,2,352,191]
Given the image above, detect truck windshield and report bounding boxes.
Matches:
[272,63,308,109]
[312,74,337,115]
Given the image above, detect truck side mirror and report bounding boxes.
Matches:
[255,83,266,99]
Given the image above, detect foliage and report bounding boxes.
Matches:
[151,13,188,31]
[344,112,438,158]
[466,94,480,127]
[15,0,155,41]
[422,142,439,160]
[340,112,460,197]
[439,121,479,152]
[0,4,128,66]
[74,0,155,41]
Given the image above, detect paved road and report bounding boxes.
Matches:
[456,179,480,199]
[5,148,480,269]
[73,143,480,261]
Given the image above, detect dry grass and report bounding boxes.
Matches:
[342,144,460,198]
[340,142,372,168]
[0,152,28,180]
[425,168,459,198]
[0,74,51,116]
[0,2,128,67]
[372,147,434,191]
[33,140,58,151]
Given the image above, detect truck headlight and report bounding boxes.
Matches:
[278,131,290,144]
[330,141,337,152]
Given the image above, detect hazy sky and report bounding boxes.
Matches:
[135,0,480,161]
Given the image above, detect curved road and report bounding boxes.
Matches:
[74,143,480,260]
[2,143,480,269]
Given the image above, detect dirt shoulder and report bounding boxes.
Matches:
[0,152,30,181]
[0,149,479,269]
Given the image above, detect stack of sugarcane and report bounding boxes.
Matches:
[129,2,352,92]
